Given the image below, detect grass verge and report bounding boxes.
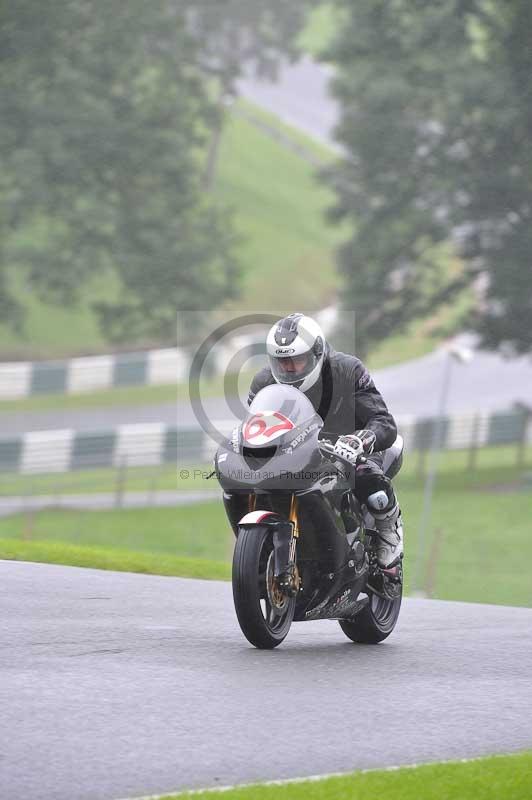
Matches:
[0,537,230,580]
[1,482,531,605]
[2,445,531,604]
[170,751,532,800]
[0,503,230,561]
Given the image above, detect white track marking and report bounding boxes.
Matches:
[117,751,523,800]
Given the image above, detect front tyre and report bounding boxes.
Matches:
[233,525,296,649]
[339,564,403,644]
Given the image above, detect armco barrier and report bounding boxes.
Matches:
[0,338,266,399]
[0,411,531,475]
[0,348,190,399]
[0,421,234,474]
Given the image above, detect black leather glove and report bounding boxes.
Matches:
[353,429,377,455]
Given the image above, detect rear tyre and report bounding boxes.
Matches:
[232,525,296,649]
[339,565,403,644]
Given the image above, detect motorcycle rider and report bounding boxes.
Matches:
[241,313,404,569]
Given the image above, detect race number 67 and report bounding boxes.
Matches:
[243,412,293,442]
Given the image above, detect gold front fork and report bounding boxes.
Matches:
[288,493,299,564]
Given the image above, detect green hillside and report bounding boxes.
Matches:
[214,103,341,316]
[0,103,340,361]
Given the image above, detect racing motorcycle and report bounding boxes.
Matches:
[215,383,403,649]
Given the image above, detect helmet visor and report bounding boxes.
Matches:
[269,351,319,386]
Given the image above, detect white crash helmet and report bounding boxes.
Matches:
[266,313,326,392]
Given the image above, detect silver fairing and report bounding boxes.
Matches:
[215,384,326,492]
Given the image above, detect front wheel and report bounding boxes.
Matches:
[339,564,403,644]
[232,525,296,649]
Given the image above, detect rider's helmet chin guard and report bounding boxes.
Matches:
[266,313,326,393]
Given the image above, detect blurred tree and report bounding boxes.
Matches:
[187,0,313,88]
[326,0,532,356]
[0,0,239,343]
[184,0,314,188]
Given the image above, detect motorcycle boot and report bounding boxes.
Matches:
[367,489,404,569]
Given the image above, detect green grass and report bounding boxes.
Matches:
[0,267,121,361]
[395,483,532,607]
[0,503,231,561]
[2,444,531,603]
[398,444,532,605]
[214,101,341,318]
[0,502,232,579]
[298,3,343,57]
[0,538,230,580]
[169,752,532,800]
[2,450,532,605]
[234,100,335,164]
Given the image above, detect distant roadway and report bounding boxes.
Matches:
[238,56,338,147]
[0,490,220,516]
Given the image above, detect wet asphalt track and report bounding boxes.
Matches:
[2,561,532,800]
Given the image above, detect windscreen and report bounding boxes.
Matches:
[244,384,320,447]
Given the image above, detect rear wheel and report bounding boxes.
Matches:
[339,564,403,644]
[232,525,296,649]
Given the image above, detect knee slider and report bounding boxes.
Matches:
[367,490,390,512]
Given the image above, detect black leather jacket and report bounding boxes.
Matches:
[248,346,397,453]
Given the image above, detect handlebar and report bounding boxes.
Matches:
[318,440,336,456]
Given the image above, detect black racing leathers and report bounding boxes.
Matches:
[223,347,400,533]
[248,346,397,452]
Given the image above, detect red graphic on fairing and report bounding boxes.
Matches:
[243,412,294,446]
